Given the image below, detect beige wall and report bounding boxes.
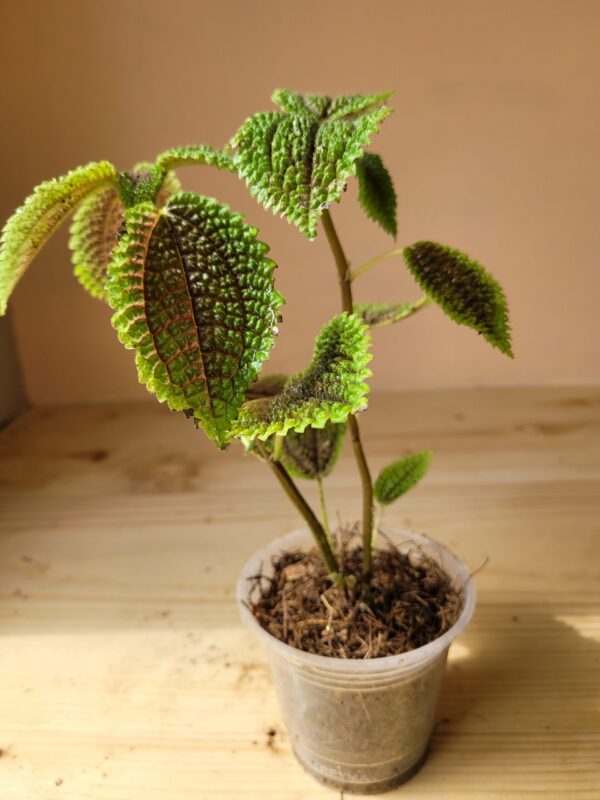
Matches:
[1,0,599,404]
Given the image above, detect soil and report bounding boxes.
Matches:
[249,532,463,658]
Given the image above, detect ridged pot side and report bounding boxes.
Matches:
[237,527,476,794]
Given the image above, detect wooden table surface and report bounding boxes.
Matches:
[1,387,599,799]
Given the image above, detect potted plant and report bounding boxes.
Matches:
[0,89,511,794]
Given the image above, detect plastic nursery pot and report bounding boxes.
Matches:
[237,526,475,795]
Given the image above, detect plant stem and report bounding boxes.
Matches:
[272,434,283,462]
[349,246,405,281]
[316,475,332,543]
[321,210,353,313]
[372,504,382,548]
[321,209,375,577]
[255,442,344,585]
[348,415,374,575]
[408,296,430,313]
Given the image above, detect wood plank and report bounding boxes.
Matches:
[1,387,599,799]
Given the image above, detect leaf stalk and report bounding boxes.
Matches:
[349,246,405,281]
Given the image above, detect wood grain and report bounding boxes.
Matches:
[1,387,599,799]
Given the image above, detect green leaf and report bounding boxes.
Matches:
[232,313,372,440]
[272,90,393,121]
[155,145,236,174]
[69,187,123,300]
[326,92,394,121]
[107,192,283,447]
[354,299,428,328]
[272,89,329,117]
[279,421,346,480]
[116,165,168,209]
[403,241,513,357]
[356,153,397,237]
[233,90,392,238]
[0,161,117,314]
[69,166,180,301]
[374,451,431,506]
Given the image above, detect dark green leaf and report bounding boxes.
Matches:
[374,451,431,505]
[232,313,372,440]
[233,90,392,238]
[403,241,513,357]
[356,153,397,237]
[107,192,283,447]
[279,421,346,480]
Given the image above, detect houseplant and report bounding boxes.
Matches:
[0,89,511,793]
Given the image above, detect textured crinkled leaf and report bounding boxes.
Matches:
[155,145,235,173]
[272,89,329,117]
[374,451,431,506]
[116,165,171,209]
[232,313,371,440]
[355,300,427,328]
[132,162,183,199]
[272,90,393,121]
[108,192,283,447]
[246,374,288,400]
[403,242,513,357]
[233,90,392,238]
[0,161,117,313]
[69,166,180,301]
[69,187,123,300]
[356,153,397,237]
[326,92,393,121]
[279,421,346,480]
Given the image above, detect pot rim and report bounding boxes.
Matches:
[236,525,476,674]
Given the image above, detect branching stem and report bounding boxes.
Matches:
[321,209,375,577]
[321,210,353,311]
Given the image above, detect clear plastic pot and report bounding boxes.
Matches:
[237,527,475,795]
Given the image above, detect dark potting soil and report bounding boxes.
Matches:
[249,533,464,658]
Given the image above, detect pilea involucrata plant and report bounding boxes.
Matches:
[0,89,512,590]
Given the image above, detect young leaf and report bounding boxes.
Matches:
[155,145,236,174]
[355,300,428,328]
[233,90,392,239]
[356,153,397,237]
[271,89,329,117]
[403,241,513,357]
[69,166,180,301]
[279,421,346,480]
[272,90,392,121]
[374,451,431,506]
[0,161,117,313]
[108,192,283,448]
[232,313,372,440]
